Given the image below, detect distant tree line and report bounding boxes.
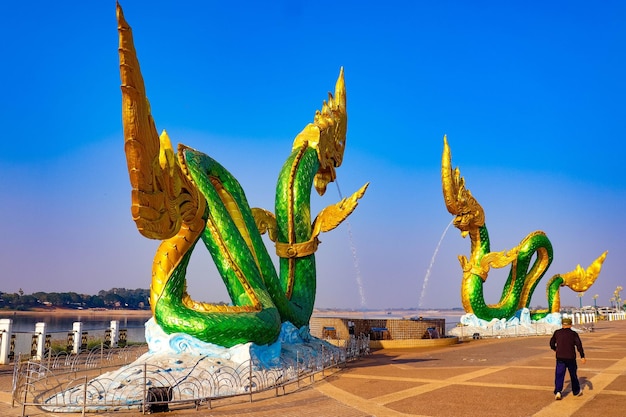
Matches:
[0,288,150,311]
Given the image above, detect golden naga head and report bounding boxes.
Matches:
[441,136,485,236]
[292,68,347,195]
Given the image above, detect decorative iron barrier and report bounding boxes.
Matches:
[11,335,370,415]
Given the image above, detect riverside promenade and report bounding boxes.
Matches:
[0,319,624,417]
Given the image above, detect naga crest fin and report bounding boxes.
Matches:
[561,250,609,293]
[312,182,369,237]
[118,2,204,240]
[292,68,347,195]
[441,136,485,236]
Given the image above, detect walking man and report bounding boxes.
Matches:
[550,317,586,400]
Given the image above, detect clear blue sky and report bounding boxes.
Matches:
[1,1,624,310]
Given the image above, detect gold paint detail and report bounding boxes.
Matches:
[542,275,564,314]
[284,145,309,298]
[119,6,204,240]
[312,183,370,237]
[560,251,609,293]
[469,247,520,281]
[251,208,278,242]
[276,238,320,258]
[150,215,205,315]
[120,3,258,316]
[275,183,370,260]
[200,215,262,311]
[180,294,258,313]
[292,68,347,196]
[441,135,485,238]
[519,245,551,308]
[209,176,261,270]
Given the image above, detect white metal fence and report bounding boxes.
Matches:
[11,335,370,415]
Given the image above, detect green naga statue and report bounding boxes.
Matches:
[442,137,607,321]
[117,4,367,348]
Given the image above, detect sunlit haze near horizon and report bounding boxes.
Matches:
[1,1,625,311]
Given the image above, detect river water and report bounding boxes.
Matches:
[0,309,465,358]
[0,311,151,345]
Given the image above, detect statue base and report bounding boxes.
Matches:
[42,319,343,412]
[447,309,561,338]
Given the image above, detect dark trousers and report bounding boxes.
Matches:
[554,358,580,395]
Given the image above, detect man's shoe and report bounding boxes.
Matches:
[574,391,583,397]
[555,392,562,400]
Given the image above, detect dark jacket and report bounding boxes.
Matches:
[550,328,585,360]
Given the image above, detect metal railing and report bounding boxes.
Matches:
[2,325,146,365]
[11,335,370,415]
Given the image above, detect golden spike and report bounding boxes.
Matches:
[117,2,203,240]
[441,136,458,214]
[159,130,177,175]
[441,136,485,237]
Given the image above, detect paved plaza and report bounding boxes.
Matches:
[1,319,625,417]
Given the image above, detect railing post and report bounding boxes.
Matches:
[34,322,46,360]
[72,322,83,354]
[296,350,300,388]
[110,320,120,348]
[248,359,253,403]
[321,344,325,377]
[0,319,12,365]
[47,338,52,371]
[21,360,29,417]
[82,376,87,417]
[142,362,147,415]
[100,341,104,374]
[12,353,20,407]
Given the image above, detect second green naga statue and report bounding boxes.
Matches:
[442,136,607,322]
[117,4,368,348]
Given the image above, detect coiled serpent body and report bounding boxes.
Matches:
[118,4,367,347]
[442,137,607,321]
